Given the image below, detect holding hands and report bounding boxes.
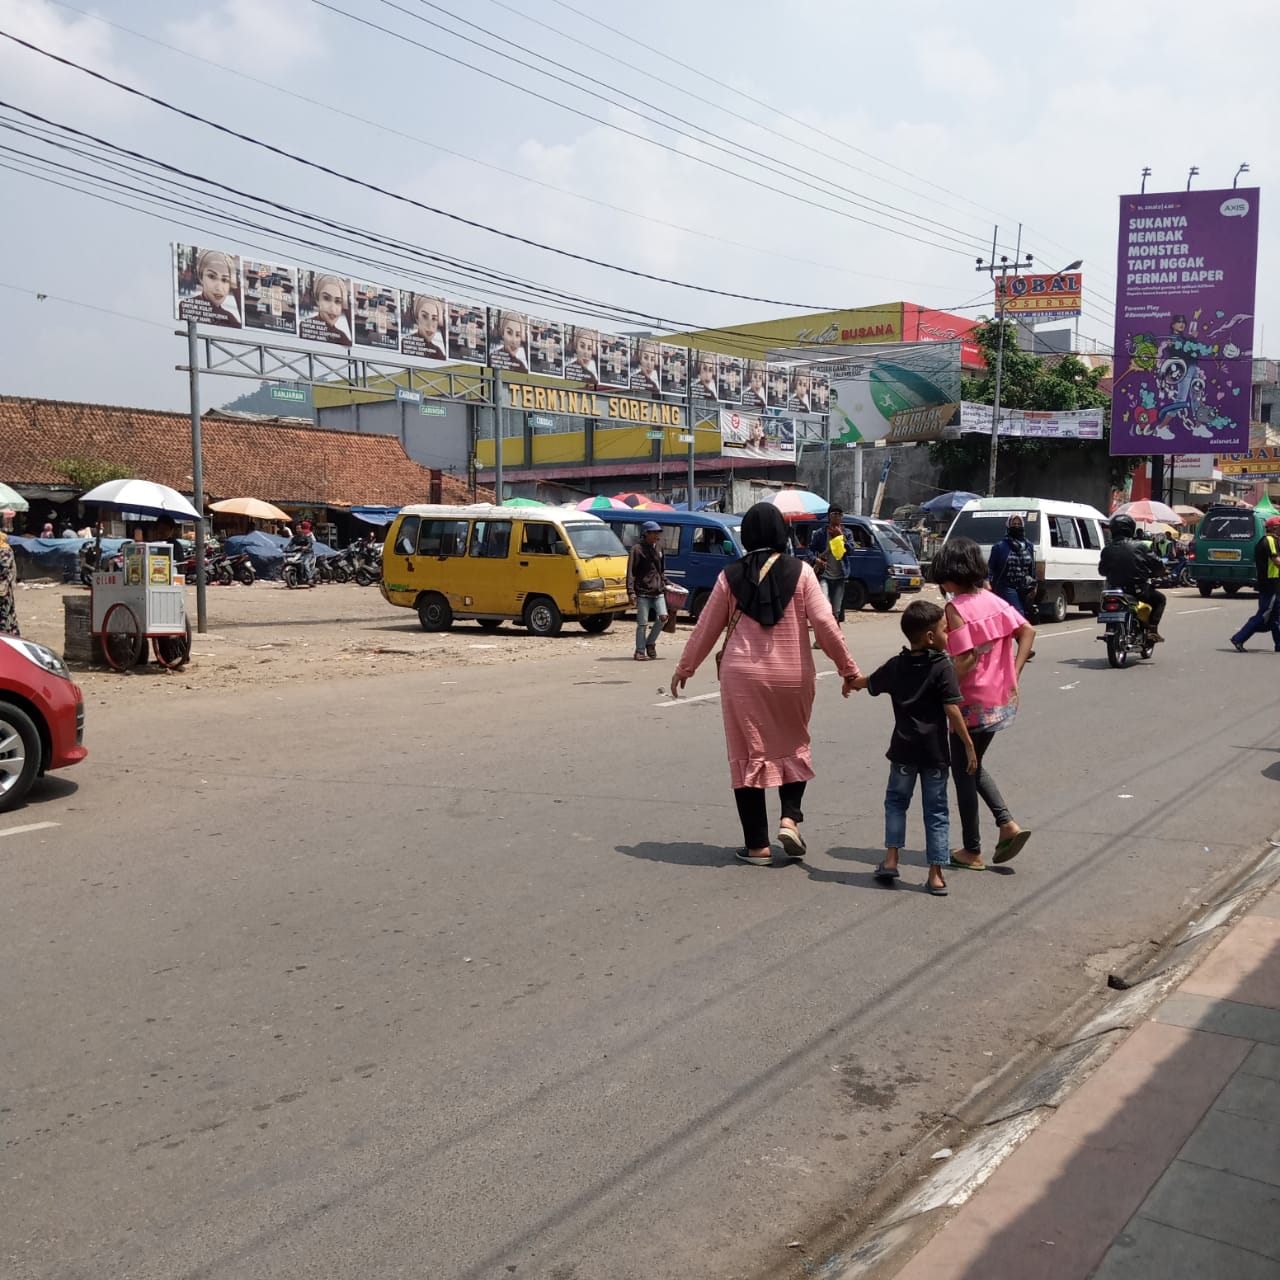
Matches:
[842,673,867,698]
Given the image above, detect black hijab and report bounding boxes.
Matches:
[723,502,804,626]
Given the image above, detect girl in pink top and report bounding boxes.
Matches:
[933,538,1036,870]
[671,503,862,866]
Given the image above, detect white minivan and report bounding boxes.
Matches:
[942,496,1110,622]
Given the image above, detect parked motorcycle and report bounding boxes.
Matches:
[221,550,256,585]
[78,540,121,586]
[329,546,356,583]
[1097,588,1157,668]
[353,542,382,587]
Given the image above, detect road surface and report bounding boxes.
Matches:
[2,593,1274,1279]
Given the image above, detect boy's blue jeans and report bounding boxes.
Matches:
[884,763,950,866]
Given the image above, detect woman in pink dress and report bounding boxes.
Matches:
[932,537,1036,870]
[670,503,863,865]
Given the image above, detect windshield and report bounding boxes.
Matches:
[564,523,626,558]
[874,523,915,557]
[947,509,1039,546]
[1199,512,1255,541]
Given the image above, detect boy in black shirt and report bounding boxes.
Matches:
[853,600,976,895]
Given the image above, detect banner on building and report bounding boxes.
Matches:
[996,271,1083,318]
[1216,447,1280,476]
[1110,188,1260,456]
[957,402,1104,439]
[828,341,962,444]
[719,410,795,460]
[1170,453,1215,479]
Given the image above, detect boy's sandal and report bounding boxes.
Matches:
[873,862,900,882]
[778,827,807,860]
[949,855,987,871]
[633,652,648,661]
[993,829,1032,864]
[735,848,773,867]
[925,877,949,896]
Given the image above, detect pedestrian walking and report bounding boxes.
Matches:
[931,537,1035,870]
[1231,516,1280,652]
[808,506,848,640]
[0,531,20,635]
[627,520,668,661]
[853,599,976,896]
[670,503,862,866]
[987,514,1036,619]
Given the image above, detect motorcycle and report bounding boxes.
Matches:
[78,540,122,586]
[222,550,256,585]
[352,542,382,587]
[281,546,315,589]
[329,546,356,583]
[1097,587,1157,668]
[179,547,228,586]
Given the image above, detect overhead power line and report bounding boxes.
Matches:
[0,29,846,312]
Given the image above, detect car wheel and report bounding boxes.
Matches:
[417,592,453,631]
[1045,586,1068,623]
[1224,583,1242,596]
[580,615,613,634]
[524,596,563,636]
[871,597,895,612]
[0,700,41,813]
[844,580,869,612]
[689,589,711,622]
[1197,582,1214,598]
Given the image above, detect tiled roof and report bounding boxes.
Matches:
[0,396,487,507]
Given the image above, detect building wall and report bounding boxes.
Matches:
[316,399,473,476]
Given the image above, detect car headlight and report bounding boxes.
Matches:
[579,578,605,591]
[0,635,72,680]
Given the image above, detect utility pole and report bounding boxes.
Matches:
[976,226,1034,497]
[493,367,504,504]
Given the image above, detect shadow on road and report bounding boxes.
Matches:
[615,840,735,868]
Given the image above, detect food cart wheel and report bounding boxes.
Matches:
[101,603,143,671]
[153,621,192,670]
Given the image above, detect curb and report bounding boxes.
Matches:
[817,842,1280,1280]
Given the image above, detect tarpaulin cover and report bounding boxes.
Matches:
[350,506,401,526]
[10,536,126,582]
[223,531,334,581]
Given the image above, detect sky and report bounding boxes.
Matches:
[0,0,1276,413]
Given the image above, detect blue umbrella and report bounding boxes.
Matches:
[921,490,981,514]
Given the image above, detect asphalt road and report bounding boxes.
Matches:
[4,591,1277,1280]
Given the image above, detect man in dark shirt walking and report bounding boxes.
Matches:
[627,520,668,660]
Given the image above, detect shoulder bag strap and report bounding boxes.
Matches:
[721,552,780,648]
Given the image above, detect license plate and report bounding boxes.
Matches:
[909,577,921,587]
[1208,548,1241,561]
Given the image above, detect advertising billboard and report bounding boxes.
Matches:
[717,354,744,405]
[528,317,564,376]
[400,291,449,361]
[828,341,962,444]
[719,409,795,460]
[298,269,352,346]
[352,279,399,350]
[597,331,630,389]
[447,300,487,365]
[957,402,1104,439]
[995,271,1083,319]
[660,344,688,395]
[1111,187,1260,456]
[630,336,663,395]
[691,350,721,403]
[242,259,296,334]
[487,307,531,373]
[174,244,243,329]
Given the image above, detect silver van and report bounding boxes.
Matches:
[944,496,1110,622]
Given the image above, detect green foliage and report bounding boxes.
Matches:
[47,456,133,492]
[929,319,1138,490]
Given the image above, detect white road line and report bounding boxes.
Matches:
[1176,606,1222,615]
[0,821,60,839]
[1037,626,1093,638]
[658,691,721,708]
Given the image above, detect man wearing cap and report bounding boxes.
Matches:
[1231,516,1280,651]
[287,519,317,587]
[627,521,668,660]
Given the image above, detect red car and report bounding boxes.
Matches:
[0,634,87,812]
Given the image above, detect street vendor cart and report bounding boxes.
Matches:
[91,540,192,671]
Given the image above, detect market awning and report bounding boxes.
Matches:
[349,506,401,526]
[0,481,30,513]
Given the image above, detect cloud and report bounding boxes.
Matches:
[166,0,325,77]
[0,0,137,118]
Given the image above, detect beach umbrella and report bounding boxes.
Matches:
[612,492,658,508]
[80,478,201,521]
[1114,499,1182,525]
[576,495,630,511]
[209,496,291,522]
[501,497,548,508]
[634,499,676,511]
[920,490,981,515]
[765,489,829,518]
[0,481,29,513]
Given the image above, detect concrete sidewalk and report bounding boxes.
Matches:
[864,877,1280,1279]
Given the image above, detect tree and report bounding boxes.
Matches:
[47,456,133,491]
[928,319,1134,491]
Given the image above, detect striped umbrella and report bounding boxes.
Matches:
[576,496,631,511]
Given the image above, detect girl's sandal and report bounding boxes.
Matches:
[948,855,987,871]
[925,876,949,896]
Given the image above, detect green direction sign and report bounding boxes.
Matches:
[270,385,307,403]
[419,402,447,417]
[645,429,664,440]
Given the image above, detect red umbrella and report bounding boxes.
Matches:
[613,492,655,508]
[1114,499,1183,526]
[634,499,675,511]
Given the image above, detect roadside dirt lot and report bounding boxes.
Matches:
[14,578,902,706]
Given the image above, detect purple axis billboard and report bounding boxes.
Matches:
[1110,187,1260,455]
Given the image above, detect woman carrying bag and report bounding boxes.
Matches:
[670,503,863,865]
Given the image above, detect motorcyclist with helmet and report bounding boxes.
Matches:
[1099,513,1167,642]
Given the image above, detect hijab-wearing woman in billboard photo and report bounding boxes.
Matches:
[404,293,448,360]
[565,327,599,384]
[693,351,720,401]
[631,338,662,395]
[303,273,352,346]
[670,503,862,865]
[743,360,768,409]
[489,310,530,373]
[181,248,242,327]
[789,368,813,414]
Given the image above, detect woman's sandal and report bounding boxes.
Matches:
[873,862,900,882]
[993,829,1032,864]
[948,855,987,871]
[735,848,773,867]
[778,827,807,860]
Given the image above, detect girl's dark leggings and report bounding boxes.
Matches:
[734,781,806,850]
[950,729,1013,854]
